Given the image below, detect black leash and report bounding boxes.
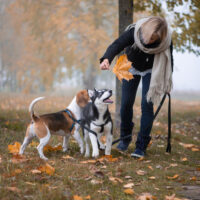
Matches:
[64,109,97,137]
[112,93,172,153]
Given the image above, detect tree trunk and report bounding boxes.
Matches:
[115,0,133,127]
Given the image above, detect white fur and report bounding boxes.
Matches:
[37,124,51,160]
[19,124,35,155]
[85,90,113,157]
[29,97,45,115]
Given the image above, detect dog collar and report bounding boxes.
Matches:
[64,109,76,132]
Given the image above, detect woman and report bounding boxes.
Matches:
[100,16,173,158]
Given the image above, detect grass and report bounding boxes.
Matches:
[0,93,199,200]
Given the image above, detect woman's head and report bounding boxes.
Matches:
[140,16,167,45]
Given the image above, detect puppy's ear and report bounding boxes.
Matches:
[87,89,94,98]
[76,90,90,108]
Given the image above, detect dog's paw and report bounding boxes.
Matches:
[63,148,68,153]
[84,153,90,157]
[92,151,99,158]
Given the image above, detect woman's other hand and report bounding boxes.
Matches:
[100,59,110,70]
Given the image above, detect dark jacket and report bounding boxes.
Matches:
[100,27,174,72]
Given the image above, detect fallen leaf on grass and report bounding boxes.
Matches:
[179,143,195,148]
[90,179,103,185]
[136,170,147,176]
[181,157,188,162]
[124,188,134,195]
[8,142,21,154]
[191,147,199,152]
[5,187,21,193]
[125,176,132,179]
[99,155,119,162]
[31,169,42,174]
[165,193,189,200]
[190,176,197,181]
[148,165,153,170]
[62,155,75,160]
[44,144,62,152]
[112,54,133,82]
[137,193,157,200]
[167,174,179,180]
[38,163,55,175]
[73,195,83,200]
[109,176,123,184]
[0,155,2,163]
[11,154,29,164]
[97,190,110,195]
[148,176,156,180]
[123,183,134,188]
[80,160,97,164]
[25,182,36,186]
[84,196,91,200]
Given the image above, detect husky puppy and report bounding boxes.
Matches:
[82,88,113,158]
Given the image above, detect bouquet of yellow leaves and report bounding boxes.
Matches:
[112,54,134,82]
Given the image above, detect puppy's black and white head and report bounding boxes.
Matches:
[88,88,113,107]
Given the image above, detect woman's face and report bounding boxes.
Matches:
[148,33,159,44]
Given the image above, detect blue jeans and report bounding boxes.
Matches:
[120,73,154,151]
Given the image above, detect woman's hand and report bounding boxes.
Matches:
[100,59,110,70]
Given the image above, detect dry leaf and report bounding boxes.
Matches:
[80,160,96,164]
[8,142,21,154]
[100,136,106,144]
[125,176,132,179]
[167,174,179,180]
[73,195,83,200]
[179,142,195,149]
[136,170,146,176]
[149,176,156,180]
[109,176,123,184]
[98,155,119,162]
[137,193,157,200]
[124,188,134,195]
[191,148,199,152]
[84,195,91,200]
[0,155,2,163]
[181,157,188,162]
[165,193,189,200]
[148,165,153,170]
[25,182,36,186]
[44,144,62,152]
[90,179,103,185]
[11,154,28,164]
[62,155,75,160]
[31,169,42,174]
[113,54,133,82]
[6,187,21,193]
[38,163,55,175]
[190,176,197,181]
[123,183,134,188]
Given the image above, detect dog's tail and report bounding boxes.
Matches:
[29,97,45,122]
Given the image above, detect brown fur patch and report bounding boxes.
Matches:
[34,121,48,139]
[76,90,90,108]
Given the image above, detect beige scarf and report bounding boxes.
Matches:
[133,17,172,104]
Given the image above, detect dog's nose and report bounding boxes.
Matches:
[109,90,112,95]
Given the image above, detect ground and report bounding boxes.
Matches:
[0,93,199,200]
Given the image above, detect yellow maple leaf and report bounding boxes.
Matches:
[38,163,55,176]
[124,188,134,195]
[113,54,133,82]
[8,142,21,154]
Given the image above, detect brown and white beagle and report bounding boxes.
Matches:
[19,90,90,160]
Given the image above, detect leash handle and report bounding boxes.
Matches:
[166,93,171,153]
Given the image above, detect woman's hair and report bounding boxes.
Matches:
[140,16,167,44]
